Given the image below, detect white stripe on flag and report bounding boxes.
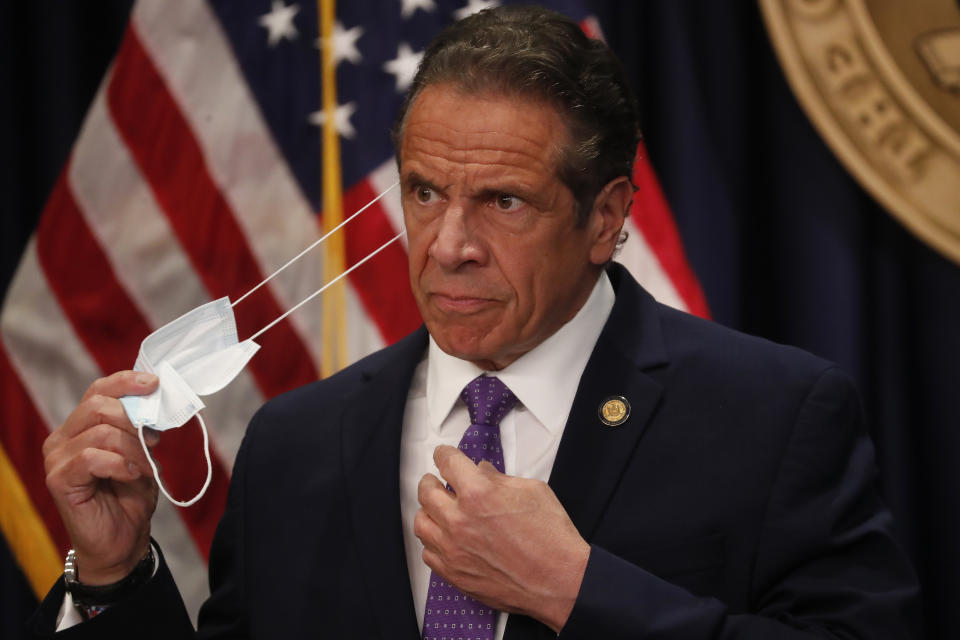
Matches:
[369,161,408,250]
[620,218,688,312]
[1,240,97,429]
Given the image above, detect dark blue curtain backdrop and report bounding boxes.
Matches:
[590,3,960,637]
[2,2,957,638]
[0,4,135,638]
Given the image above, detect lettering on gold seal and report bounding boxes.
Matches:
[759,0,960,265]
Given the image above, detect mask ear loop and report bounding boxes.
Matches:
[229,179,404,340]
[231,180,398,309]
[137,416,212,508]
[247,224,407,342]
[138,182,398,508]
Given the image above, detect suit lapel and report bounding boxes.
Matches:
[340,329,428,640]
[549,263,668,540]
[505,264,669,640]
[547,335,664,540]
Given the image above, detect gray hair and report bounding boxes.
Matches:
[391,5,641,225]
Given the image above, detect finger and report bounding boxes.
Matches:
[476,460,502,476]
[421,546,447,577]
[44,395,132,458]
[418,473,455,521]
[433,445,481,494]
[413,508,444,552]
[419,549,479,598]
[418,472,446,502]
[61,394,139,441]
[56,424,154,478]
[53,447,143,494]
[46,372,159,466]
[82,371,158,403]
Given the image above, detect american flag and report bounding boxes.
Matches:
[0,0,707,622]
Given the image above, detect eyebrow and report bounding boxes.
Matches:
[400,171,446,193]
[401,170,539,204]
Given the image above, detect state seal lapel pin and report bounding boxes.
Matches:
[599,396,630,427]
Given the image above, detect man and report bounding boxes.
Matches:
[31,6,920,639]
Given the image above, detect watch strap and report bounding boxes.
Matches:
[64,546,155,607]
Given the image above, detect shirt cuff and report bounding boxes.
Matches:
[55,542,160,631]
[55,591,84,631]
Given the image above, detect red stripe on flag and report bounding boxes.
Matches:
[35,169,229,558]
[631,141,711,318]
[106,24,318,397]
[0,342,71,553]
[343,181,422,343]
[579,17,604,42]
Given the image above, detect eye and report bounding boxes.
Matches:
[414,185,438,204]
[493,193,522,212]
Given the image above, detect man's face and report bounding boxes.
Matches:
[399,84,624,370]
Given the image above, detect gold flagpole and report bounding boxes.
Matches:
[318,0,348,376]
[0,443,61,598]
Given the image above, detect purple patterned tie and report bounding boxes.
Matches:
[422,375,519,640]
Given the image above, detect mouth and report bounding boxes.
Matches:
[429,292,498,314]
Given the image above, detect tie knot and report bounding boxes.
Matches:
[460,375,518,427]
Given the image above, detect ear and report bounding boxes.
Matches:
[587,176,632,266]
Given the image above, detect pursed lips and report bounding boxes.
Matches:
[428,291,501,314]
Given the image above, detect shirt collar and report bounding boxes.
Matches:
[425,271,615,435]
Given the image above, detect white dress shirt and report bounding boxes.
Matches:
[399,271,615,639]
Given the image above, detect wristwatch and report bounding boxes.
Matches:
[63,546,155,608]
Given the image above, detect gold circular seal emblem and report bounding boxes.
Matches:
[599,396,631,427]
[759,0,960,264]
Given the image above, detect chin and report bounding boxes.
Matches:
[431,328,501,366]
[434,334,487,360]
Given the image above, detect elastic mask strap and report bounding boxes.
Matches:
[138,416,213,508]
[232,181,399,308]
[248,226,407,342]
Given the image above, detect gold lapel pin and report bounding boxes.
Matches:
[599,396,630,427]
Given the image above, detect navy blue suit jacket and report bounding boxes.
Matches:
[31,263,920,638]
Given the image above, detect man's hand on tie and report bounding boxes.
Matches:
[43,371,160,585]
[415,444,590,633]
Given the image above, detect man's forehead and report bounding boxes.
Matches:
[404,126,556,167]
[411,84,559,120]
[398,84,568,168]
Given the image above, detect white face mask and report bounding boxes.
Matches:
[122,183,401,507]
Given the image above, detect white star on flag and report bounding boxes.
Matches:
[453,0,500,20]
[316,21,364,66]
[309,102,358,139]
[259,0,300,47]
[383,42,423,92]
[401,0,437,18]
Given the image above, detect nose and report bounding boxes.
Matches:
[428,203,484,270]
